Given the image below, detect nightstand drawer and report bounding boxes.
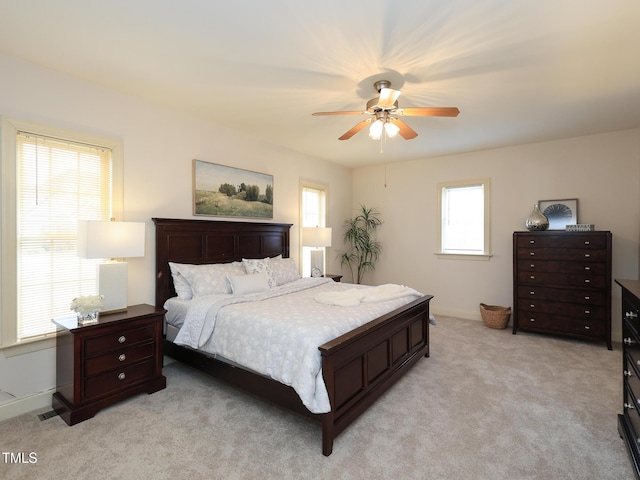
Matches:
[84,324,155,357]
[85,341,155,376]
[84,359,156,400]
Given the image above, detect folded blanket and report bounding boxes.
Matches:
[314,283,422,307]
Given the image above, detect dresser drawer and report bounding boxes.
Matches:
[517,259,606,275]
[518,286,605,305]
[517,271,606,289]
[84,324,156,357]
[517,298,605,319]
[84,359,156,400]
[516,247,608,262]
[85,341,155,377]
[566,317,606,338]
[624,298,640,337]
[516,234,608,250]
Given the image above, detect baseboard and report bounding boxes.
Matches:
[431,307,483,322]
[0,388,55,423]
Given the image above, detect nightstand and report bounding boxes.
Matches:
[52,304,166,426]
[324,274,343,282]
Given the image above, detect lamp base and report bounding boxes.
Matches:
[310,249,324,277]
[98,262,128,313]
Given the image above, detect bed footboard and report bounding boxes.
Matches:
[318,295,432,456]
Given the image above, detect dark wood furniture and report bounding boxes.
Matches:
[153,218,432,456]
[513,231,612,349]
[616,279,640,479]
[52,304,166,426]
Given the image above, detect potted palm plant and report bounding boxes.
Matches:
[339,205,382,284]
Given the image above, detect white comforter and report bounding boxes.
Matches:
[171,277,424,414]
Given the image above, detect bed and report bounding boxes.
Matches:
[154,218,432,456]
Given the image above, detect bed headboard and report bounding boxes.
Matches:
[153,218,292,307]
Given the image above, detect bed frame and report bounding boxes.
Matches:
[153,218,432,456]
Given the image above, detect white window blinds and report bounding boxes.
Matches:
[16,132,112,341]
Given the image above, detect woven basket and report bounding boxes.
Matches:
[479,303,511,329]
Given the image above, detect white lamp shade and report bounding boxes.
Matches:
[78,221,145,259]
[302,227,332,247]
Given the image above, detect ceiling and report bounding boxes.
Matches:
[1,0,639,168]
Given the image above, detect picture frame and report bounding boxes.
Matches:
[538,198,578,230]
[193,160,273,219]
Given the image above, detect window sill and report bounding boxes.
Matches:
[435,252,493,261]
[0,335,57,358]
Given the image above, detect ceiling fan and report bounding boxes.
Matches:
[312,80,459,141]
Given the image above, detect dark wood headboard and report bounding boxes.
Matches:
[153,218,292,307]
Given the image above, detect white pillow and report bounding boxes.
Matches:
[242,257,277,287]
[228,272,270,295]
[190,262,247,297]
[270,257,299,285]
[168,262,196,300]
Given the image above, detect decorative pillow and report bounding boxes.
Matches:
[189,262,247,297]
[227,272,270,295]
[168,262,197,300]
[242,257,277,287]
[270,257,299,285]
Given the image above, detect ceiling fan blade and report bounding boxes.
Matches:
[339,118,373,140]
[312,110,364,116]
[389,118,418,140]
[377,88,401,109]
[396,107,460,117]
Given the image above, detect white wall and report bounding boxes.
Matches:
[351,129,640,343]
[0,53,352,417]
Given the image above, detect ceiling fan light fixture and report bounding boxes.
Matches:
[369,119,384,140]
[384,120,400,138]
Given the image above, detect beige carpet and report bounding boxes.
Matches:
[0,316,634,480]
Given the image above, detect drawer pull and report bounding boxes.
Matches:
[529,318,535,322]
[530,252,535,256]
[530,264,535,268]
[585,296,590,300]
[584,266,590,271]
[118,372,126,380]
[584,279,590,283]
[118,336,126,344]
[584,254,590,258]
[626,311,639,320]
[625,370,635,378]
[624,337,635,345]
[530,291,535,295]
[585,310,591,314]
[584,326,590,330]
[529,240,535,244]
[625,402,636,410]
[530,304,535,308]
[118,354,126,362]
[530,275,535,280]
[584,241,590,245]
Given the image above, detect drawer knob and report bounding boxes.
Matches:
[625,370,635,378]
[530,275,535,280]
[625,402,636,410]
[624,337,635,345]
[118,336,126,344]
[626,311,639,320]
[118,372,126,380]
[119,354,126,362]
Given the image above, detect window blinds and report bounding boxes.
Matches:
[16,132,112,341]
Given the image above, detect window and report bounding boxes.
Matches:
[1,118,123,352]
[437,178,491,259]
[300,182,328,277]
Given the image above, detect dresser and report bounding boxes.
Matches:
[52,304,166,426]
[616,279,640,479]
[512,231,612,349]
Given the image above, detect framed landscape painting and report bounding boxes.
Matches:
[193,160,273,218]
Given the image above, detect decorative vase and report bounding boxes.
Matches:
[525,204,549,231]
[76,311,98,325]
